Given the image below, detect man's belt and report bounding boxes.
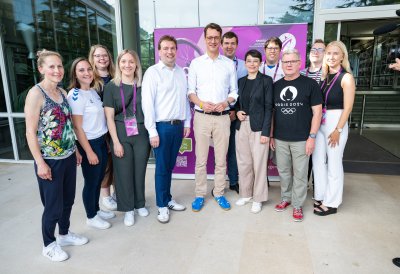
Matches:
[158,120,182,125]
[195,109,229,116]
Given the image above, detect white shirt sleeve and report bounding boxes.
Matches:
[67,89,85,115]
[141,68,159,138]
[227,62,239,101]
[187,59,197,96]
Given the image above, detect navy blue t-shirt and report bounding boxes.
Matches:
[273,74,323,141]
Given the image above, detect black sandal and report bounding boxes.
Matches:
[313,200,322,207]
[314,206,337,216]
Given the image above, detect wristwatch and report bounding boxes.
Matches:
[309,133,316,139]
[336,127,343,133]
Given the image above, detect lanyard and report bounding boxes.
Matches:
[263,62,279,81]
[306,67,322,81]
[320,68,342,107]
[233,57,238,71]
[119,82,137,118]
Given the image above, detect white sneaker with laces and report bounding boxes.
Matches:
[42,242,69,262]
[235,197,252,206]
[157,207,169,223]
[87,215,111,229]
[97,210,116,220]
[124,211,135,226]
[56,231,88,247]
[102,196,117,211]
[137,207,149,217]
[251,202,262,214]
[168,200,186,211]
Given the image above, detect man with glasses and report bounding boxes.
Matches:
[260,36,285,82]
[270,48,322,222]
[300,39,325,84]
[188,23,238,212]
[221,31,247,194]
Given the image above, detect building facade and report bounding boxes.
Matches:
[0,0,399,162]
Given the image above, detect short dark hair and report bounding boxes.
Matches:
[313,39,325,45]
[264,36,282,50]
[222,31,238,44]
[204,23,222,37]
[158,35,177,50]
[245,49,262,62]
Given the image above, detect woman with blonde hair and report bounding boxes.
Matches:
[312,41,355,216]
[67,57,114,229]
[88,44,117,211]
[103,49,150,226]
[25,50,88,262]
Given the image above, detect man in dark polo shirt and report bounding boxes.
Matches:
[270,48,322,222]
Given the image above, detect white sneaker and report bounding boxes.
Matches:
[56,231,88,247]
[102,196,117,211]
[97,210,116,220]
[124,211,135,226]
[251,202,262,214]
[87,215,111,229]
[235,197,252,206]
[137,207,149,217]
[168,200,186,211]
[42,242,69,262]
[157,207,169,223]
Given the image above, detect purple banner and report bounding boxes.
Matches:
[154,24,308,179]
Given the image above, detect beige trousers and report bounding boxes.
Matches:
[193,112,230,197]
[235,118,269,202]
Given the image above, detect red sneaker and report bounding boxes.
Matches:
[293,207,304,222]
[274,201,291,212]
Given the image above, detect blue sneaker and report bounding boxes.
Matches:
[192,197,205,212]
[215,196,231,210]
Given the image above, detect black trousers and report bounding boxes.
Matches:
[35,153,76,247]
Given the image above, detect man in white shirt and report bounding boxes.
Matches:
[142,35,191,223]
[260,36,285,82]
[188,23,238,212]
[221,31,246,194]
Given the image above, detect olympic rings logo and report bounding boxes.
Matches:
[281,108,296,115]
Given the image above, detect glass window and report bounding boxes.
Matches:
[0,118,13,159]
[155,0,198,28]
[321,0,400,9]
[14,118,33,160]
[264,0,314,24]
[200,0,258,26]
[0,68,7,112]
[0,0,117,113]
[324,22,339,44]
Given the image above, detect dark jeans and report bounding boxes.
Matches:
[77,135,108,218]
[35,153,76,247]
[227,119,238,186]
[154,122,183,207]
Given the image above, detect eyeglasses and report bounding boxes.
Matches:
[93,54,109,59]
[282,60,300,65]
[206,36,221,42]
[310,48,325,53]
[266,47,280,52]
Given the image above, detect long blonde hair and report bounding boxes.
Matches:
[322,40,352,80]
[88,45,115,89]
[112,49,142,87]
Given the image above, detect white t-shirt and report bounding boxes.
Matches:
[67,88,108,140]
[259,61,285,82]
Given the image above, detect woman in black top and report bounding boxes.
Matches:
[234,49,273,214]
[103,49,150,226]
[312,41,355,216]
